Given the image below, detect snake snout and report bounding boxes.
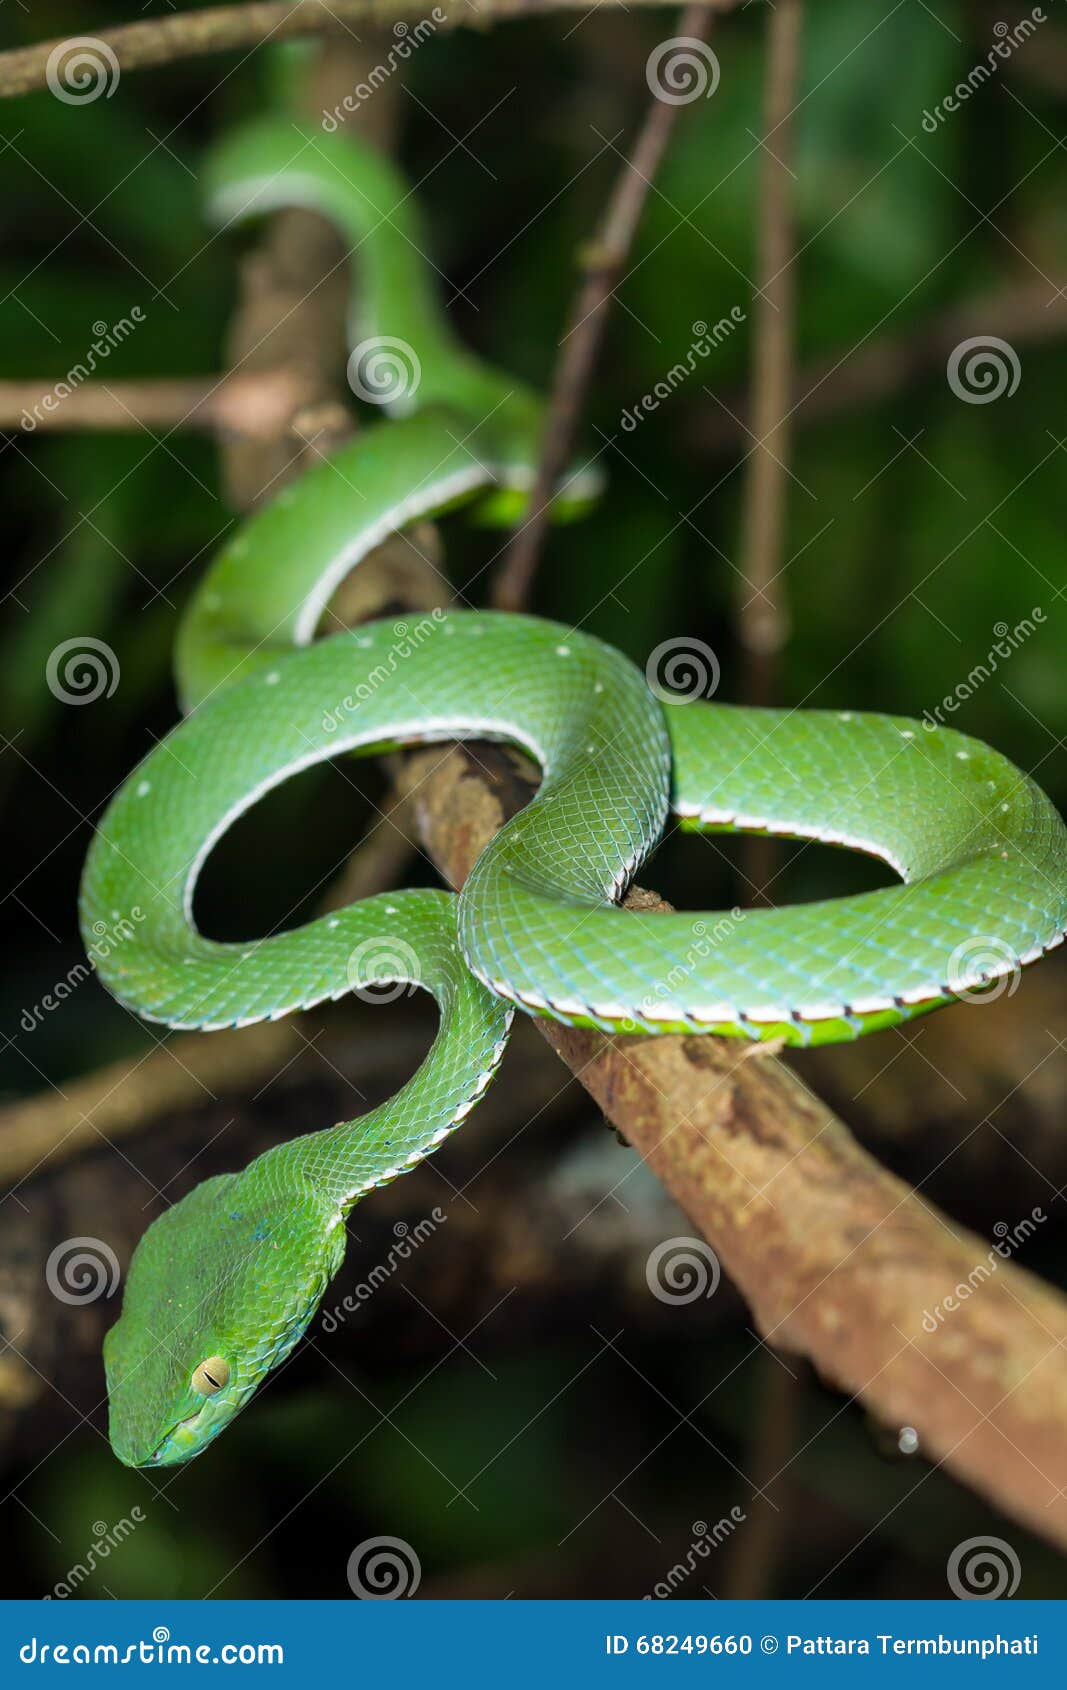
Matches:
[105,1171,345,1466]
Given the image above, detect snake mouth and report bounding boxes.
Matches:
[145,1408,217,1467]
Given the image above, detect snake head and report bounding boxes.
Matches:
[104,1168,345,1467]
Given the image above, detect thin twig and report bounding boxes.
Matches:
[0,370,310,439]
[734,0,802,907]
[735,0,802,708]
[0,0,719,101]
[493,4,714,612]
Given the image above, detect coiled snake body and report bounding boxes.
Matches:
[80,121,1067,1467]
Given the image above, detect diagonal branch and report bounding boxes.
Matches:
[0,0,733,102]
[404,740,1067,1553]
[494,3,714,612]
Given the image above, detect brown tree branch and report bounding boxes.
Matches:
[0,370,311,440]
[403,739,1067,1552]
[0,0,730,101]
[735,0,802,706]
[493,5,715,612]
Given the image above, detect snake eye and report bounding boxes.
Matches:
[191,1356,230,1396]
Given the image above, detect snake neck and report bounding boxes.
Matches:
[203,118,540,430]
[243,893,514,1218]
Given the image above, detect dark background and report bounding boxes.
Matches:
[1,0,1066,1599]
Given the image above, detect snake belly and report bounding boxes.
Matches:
[80,119,1067,1468]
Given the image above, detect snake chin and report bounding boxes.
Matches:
[104,1167,346,1468]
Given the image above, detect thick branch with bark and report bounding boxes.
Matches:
[403,740,1067,1551]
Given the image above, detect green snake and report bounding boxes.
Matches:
[79,120,1067,1469]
